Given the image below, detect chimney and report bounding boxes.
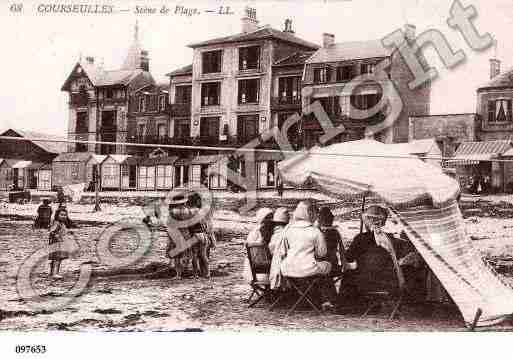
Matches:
[404,24,416,42]
[140,50,150,71]
[85,56,94,64]
[322,33,335,48]
[241,6,258,33]
[283,18,294,33]
[490,58,501,79]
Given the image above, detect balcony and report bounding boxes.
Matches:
[70,92,90,107]
[271,96,301,111]
[170,103,191,117]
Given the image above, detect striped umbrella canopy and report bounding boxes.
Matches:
[277,139,459,208]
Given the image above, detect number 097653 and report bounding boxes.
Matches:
[15,345,46,354]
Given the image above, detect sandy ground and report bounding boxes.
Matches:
[1,201,513,332]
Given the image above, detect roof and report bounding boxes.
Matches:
[274,51,315,67]
[395,138,440,155]
[306,39,392,64]
[449,140,512,165]
[53,152,93,162]
[0,128,68,154]
[188,26,319,50]
[140,156,179,166]
[190,155,227,165]
[1,159,20,168]
[478,67,513,90]
[104,154,132,164]
[88,154,108,164]
[166,64,193,77]
[12,160,33,169]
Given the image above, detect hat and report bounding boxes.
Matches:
[293,200,317,223]
[273,207,290,224]
[318,206,334,227]
[255,207,273,224]
[42,198,51,205]
[167,194,188,206]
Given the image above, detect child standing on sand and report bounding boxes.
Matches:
[48,207,73,279]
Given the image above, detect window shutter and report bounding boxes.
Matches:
[508,100,512,121]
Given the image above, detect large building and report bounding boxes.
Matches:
[61,22,155,155]
[301,25,431,147]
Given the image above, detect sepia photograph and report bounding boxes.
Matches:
[1,0,513,356]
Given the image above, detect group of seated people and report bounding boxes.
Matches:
[244,200,436,312]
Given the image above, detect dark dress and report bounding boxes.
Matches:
[34,204,52,229]
[320,227,344,273]
[48,221,71,261]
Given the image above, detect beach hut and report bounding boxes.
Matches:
[52,152,94,189]
[37,163,53,191]
[0,159,16,190]
[189,155,229,189]
[85,154,107,191]
[11,160,43,190]
[101,155,137,191]
[138,156,178,190]
[395,138,443,167]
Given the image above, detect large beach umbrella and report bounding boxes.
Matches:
[277,139,459,207]
[278,139,513,327]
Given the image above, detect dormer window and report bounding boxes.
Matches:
[360,63,375,75]
[336,65,353,81]
[239,46,260,71]
[488,99,512,122]
[313,67,330,83]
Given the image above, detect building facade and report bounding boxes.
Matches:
[301,25,431,147]
[61,23,155,155]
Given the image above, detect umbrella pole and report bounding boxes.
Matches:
[359,195,366,233]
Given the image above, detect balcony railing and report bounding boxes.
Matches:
[271,96,301,110]
[170,103,191,117]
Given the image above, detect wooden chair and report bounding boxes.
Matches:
[354,245,405,320]
[245,242,273,308]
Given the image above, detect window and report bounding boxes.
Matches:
[351,93,381,110]
[156,165,173,188]
[157,123,167,138]
[200,117,220,139]
[139,97,145,112]
[202,50,222,74]
[145,95,151,112]
[360,63,375,74]
[175,118,190,138]
[238,79,259,104]
[318,97,341,116]
[175,85,192,104]
[488,99,512,122]
[237,115,259,142]
[138,124,146,137]
[174,165,189,187]
[105,89,114,99]
[339,96,350,116]
[191,165,202,187]
[102,164,118,188]
[278,76,301,102]
[313,67,330,83]
[201,82,221,106]
[239,46,260,71]
[209,161,227,189]
[159,95,166,111]
[257,161,276,188]
[336,65,353,81]
[138,166,155,190]
[38,170,51,191]
[76,111,88,133]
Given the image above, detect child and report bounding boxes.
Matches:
[48,207,72,279]
[34,199,52,229]
[317,206,345,273]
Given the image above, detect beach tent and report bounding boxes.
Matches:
[278,139,513,327]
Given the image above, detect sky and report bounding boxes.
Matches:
[0,0,512,136]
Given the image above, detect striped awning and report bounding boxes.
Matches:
[448,140,511,165]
